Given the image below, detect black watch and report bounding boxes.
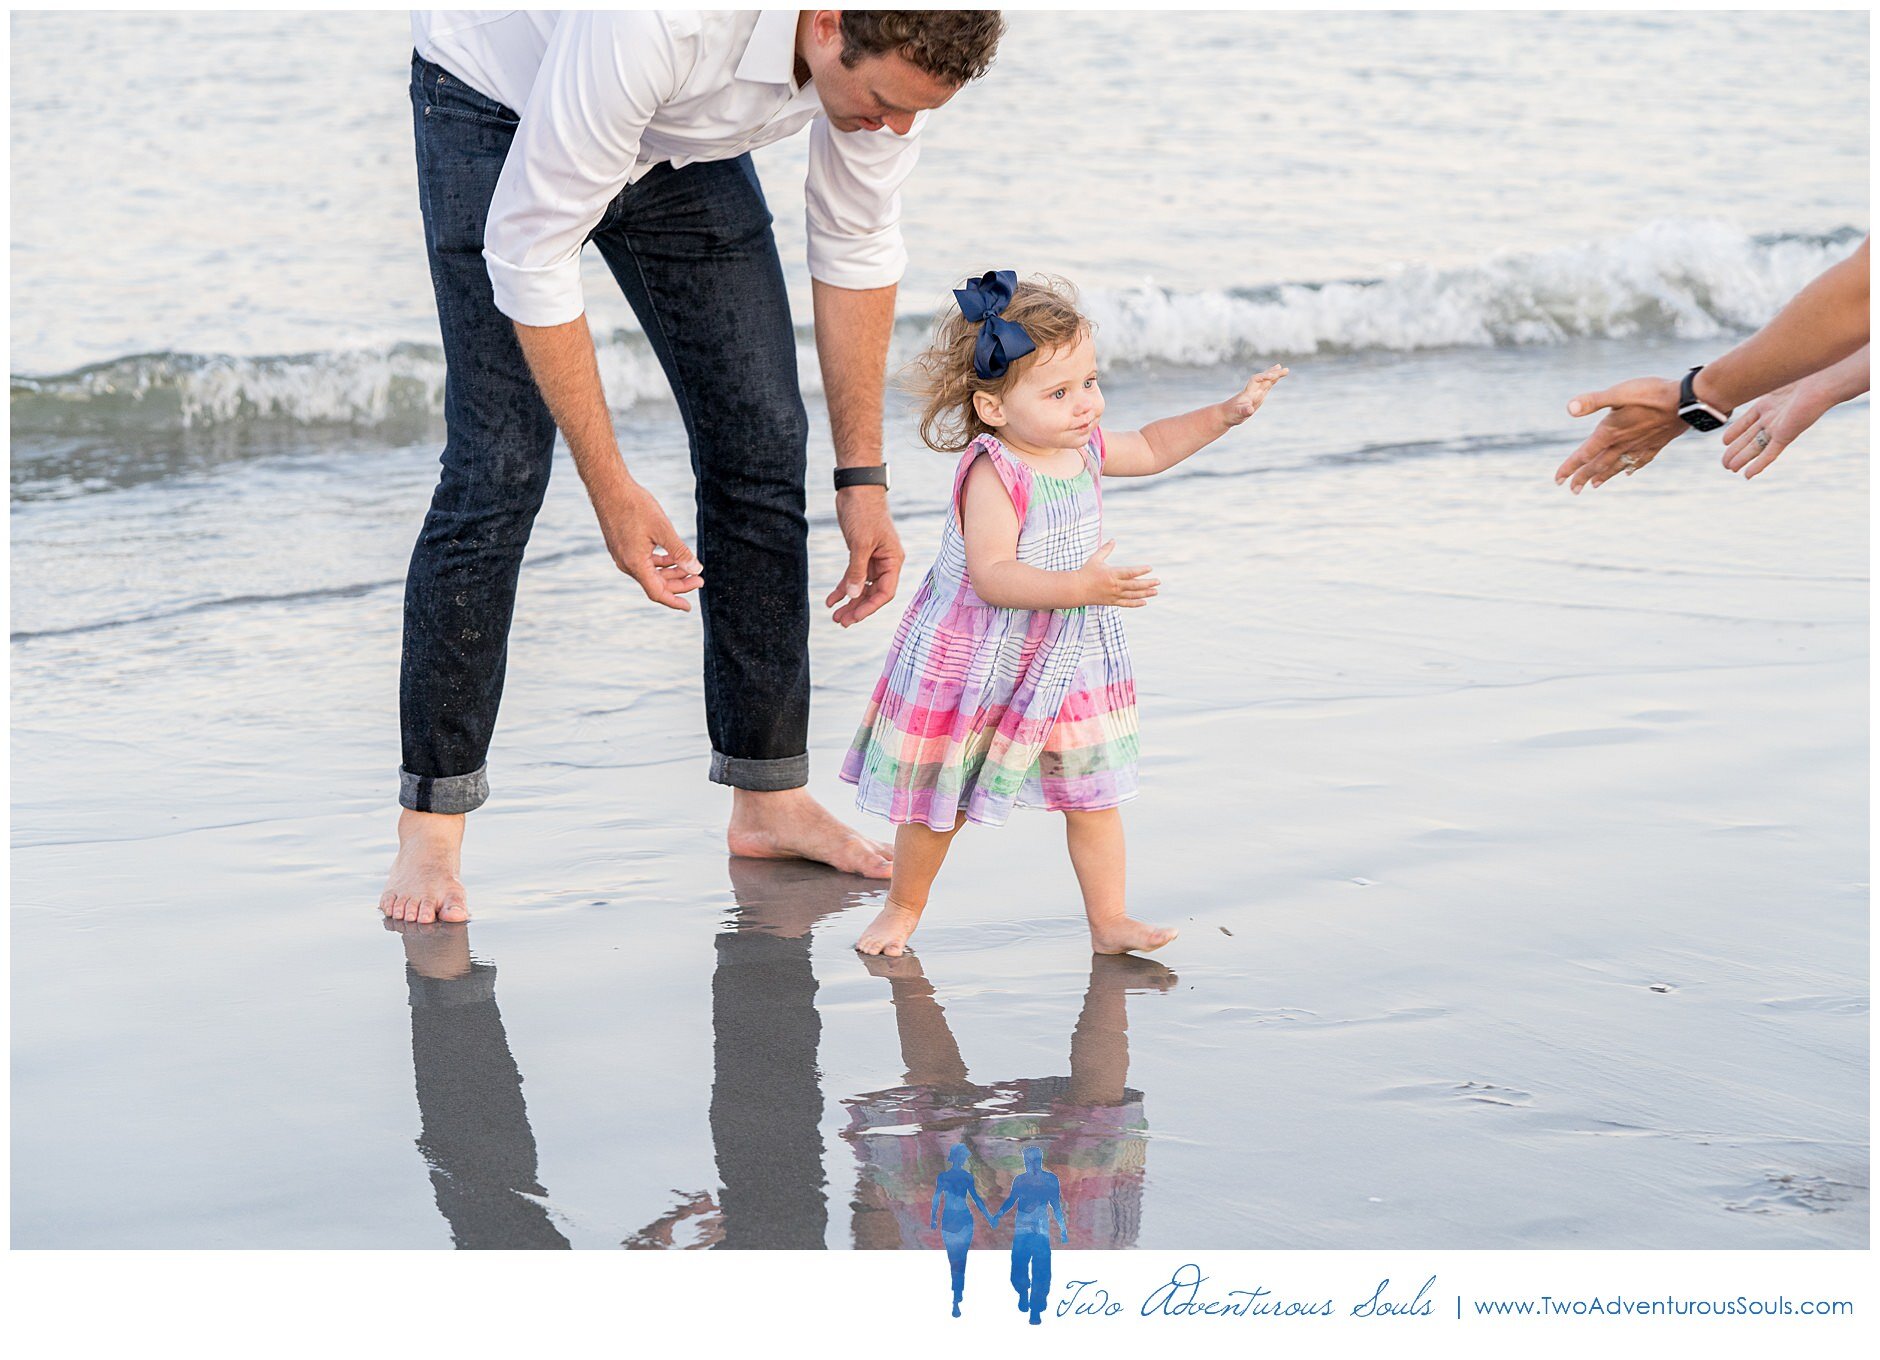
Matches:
[834,464,889,491]
[1676,367,1730,432]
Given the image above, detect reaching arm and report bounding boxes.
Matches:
[959,458,1157,610]
[1556,236,1870,492]
[1050,1177,1067,1239]
[513,318,703,609]
[1695,237,1869,412]
[1100,365,1288,477]
[490,12,703,607]
[813,279,905,627]
[969,1184,993,1223]
[1794,342,1873,407]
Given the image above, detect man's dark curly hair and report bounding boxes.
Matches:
[838,11,1005,86]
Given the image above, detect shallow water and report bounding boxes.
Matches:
[8,10,1871,1249]
[12,349,1869,1247]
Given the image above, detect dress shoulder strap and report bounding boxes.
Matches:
[951,433,1033,528]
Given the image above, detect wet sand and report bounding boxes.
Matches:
[11,360,1867,1248]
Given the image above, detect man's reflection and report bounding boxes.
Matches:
[389,918,569,1249]
[704,859,873,1248]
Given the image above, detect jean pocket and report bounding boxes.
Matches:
[418,64,520,131]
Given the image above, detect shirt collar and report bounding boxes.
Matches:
[735,10,803,88]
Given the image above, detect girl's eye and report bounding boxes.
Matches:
[1084,378,1096,388]
[1051,389,1066,399]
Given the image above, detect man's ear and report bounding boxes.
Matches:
[973,390,1006,428]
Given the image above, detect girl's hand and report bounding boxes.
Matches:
[1223,364,1289,426]
[1718,379,1830,479]
[1076,541,1158,607]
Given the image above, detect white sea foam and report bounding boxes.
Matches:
[10,222,1861,435]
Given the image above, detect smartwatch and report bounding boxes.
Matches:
[834,464,889,491]
[1676,367,1730,432]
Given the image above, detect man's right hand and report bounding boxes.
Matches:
[594,479,705,611]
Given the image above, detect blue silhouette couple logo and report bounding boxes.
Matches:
[931,1145,1068,1323]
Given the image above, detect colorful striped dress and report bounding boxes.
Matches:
[840,430,1139,831]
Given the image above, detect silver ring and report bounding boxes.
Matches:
[1619,453,1639,470]
[1752,429,1772,451]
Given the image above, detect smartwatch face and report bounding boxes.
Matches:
[1679,405,1725,432]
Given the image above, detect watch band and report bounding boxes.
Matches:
[834,464,889,491]
[1676,366,1730,432]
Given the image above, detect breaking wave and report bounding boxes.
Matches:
[11,220,1862,437]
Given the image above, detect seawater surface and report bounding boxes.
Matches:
[8,10,1870,1248]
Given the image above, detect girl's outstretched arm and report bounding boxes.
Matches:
[1101,364,1288,477]
[961,457,1159,610]
[969,1182,994,1224]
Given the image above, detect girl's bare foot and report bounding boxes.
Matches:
[856,897,924,956]
[379,809,470,924]
[1089,918,1178,956]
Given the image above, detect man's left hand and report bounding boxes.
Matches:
[1554,377,1687,493]
[827,487,903,627]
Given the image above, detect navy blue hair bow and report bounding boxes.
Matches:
[954,270,1036,380]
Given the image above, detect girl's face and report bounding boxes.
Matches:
[974,330,1104,455]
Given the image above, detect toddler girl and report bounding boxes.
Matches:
[840,271,1285,957]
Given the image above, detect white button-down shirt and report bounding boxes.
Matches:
[412,9,926,326]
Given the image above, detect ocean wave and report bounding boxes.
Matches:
[11,221,1862,436]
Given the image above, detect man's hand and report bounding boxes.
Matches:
[593,479,704,611]
[1554,377,1686,493]
[827,487,904,627]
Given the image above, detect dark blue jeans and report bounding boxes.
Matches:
[402,54,811,814]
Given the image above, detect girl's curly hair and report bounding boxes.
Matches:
[907,275,1092,453]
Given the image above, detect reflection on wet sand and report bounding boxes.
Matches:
[844,950,1176,1252]
[389,861,1171,1250]
[391,919,568,1249]
[704,859,876,1248]
[627,859,881,1249]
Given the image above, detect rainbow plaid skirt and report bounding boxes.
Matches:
[840,433,1139,830]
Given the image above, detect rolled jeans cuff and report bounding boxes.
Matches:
[709,750,808,791]
[400,765,490,815]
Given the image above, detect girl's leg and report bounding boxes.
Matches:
[856,816,966,956]
[1063,809,1178,955]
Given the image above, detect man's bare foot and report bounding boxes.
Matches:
[727,787,893,879]
[379,809,470,924]
[1089,918,1178,956]
[856,897,924,956]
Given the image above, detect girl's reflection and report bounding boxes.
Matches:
[843,948,1174,1252]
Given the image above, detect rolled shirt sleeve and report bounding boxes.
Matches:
[482,11,695,326]
[803,111,926,291]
